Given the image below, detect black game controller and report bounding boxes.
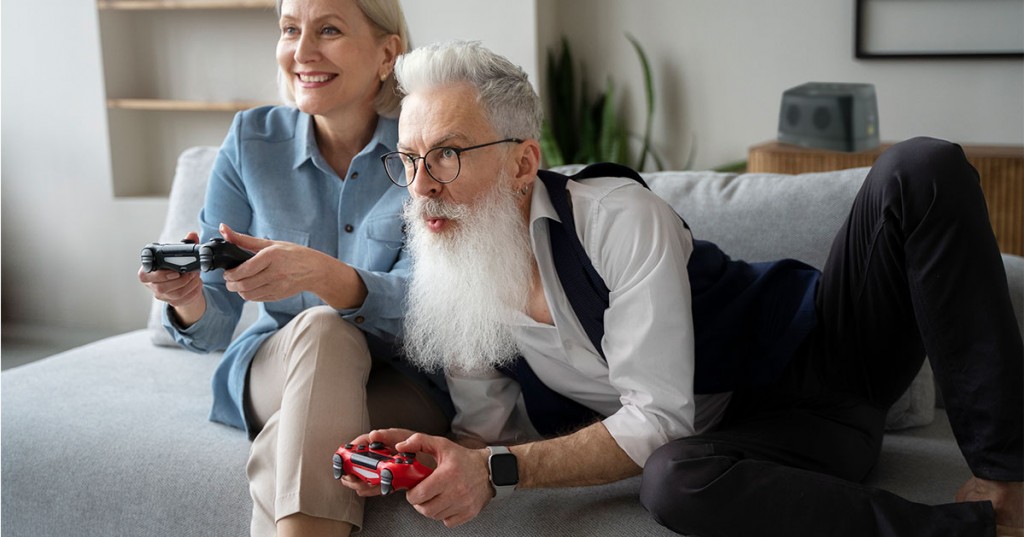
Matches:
[141,238,254,273]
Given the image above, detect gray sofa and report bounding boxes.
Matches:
[4,146,1022,537]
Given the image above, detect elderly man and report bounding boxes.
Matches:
[341,40,1023,537]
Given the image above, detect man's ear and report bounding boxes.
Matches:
[512,139,542,185]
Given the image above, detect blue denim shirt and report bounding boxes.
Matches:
[163,106,411,432]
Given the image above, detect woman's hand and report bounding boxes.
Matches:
[219,224,367,308]
[137,231,206,327]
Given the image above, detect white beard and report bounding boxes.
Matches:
[402,182,533,375]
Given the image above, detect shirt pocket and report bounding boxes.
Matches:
[364,213,404,246]
[357,213,405,270]
[253,224,314,314]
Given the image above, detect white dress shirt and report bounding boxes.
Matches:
[448,176,732,467]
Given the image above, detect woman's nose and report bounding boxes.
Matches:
[294,31,320,63]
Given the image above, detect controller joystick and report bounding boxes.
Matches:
[199,238,254,272]
[333,442,432,495]
[141,238,254,273]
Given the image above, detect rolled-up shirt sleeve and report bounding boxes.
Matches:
[584,184,697,467]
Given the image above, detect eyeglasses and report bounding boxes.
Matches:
[381,138,524,187]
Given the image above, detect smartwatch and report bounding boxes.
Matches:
[486,446,519,499]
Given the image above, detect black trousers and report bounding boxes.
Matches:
[640,137,1024,537]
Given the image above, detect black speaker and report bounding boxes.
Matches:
[778,82,879,152]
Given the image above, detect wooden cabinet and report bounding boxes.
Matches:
[748,141,1024,256]
[97,0,279,197]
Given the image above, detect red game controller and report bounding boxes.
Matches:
[333,442,432,495]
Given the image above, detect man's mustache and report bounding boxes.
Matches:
[404,197,471,222]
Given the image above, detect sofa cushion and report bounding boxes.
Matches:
[0,330,971,537]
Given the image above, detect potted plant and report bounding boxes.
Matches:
[541,34,669,171]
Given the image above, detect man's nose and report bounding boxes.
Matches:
[408,161,441,198]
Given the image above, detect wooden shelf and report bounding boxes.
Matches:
[98,0,275,9]
[97,3,278,197]
[748,140,1024,256]
[107,98,276,112]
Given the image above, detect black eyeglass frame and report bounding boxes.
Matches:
[381,138,524,187]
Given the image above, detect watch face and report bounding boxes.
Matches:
[490,454,519,487]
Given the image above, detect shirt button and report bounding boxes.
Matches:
[344,224,354,233]
[354,316,365,324]
[350,171,359,180]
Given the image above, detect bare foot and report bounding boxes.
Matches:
[957,477,1023,536]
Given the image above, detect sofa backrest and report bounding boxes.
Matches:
[644,168,870,271]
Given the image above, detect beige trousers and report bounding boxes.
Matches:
[245,306,448,536]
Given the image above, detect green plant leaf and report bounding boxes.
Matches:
[543,34,675,169]
[598,80,616,161]
[626,33,655,171]
[580,93,600,163]
[540,120,565,168]
[544,38,580,165]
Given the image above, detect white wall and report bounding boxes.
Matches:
[3,0,1022,334]
[548,0,1024,170]
[401,0,540,88]
[1,0,168,333]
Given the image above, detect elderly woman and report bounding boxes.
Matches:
[137,1,449,536]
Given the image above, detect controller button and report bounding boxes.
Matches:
[332,454,343,479]
[344,444,354,450]
[399,452,415,459]
[357,445,366,451]
[369,442,385,450]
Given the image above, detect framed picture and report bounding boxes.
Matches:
[855,0,1024,59]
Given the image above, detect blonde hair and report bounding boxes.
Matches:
[276,0,410,118]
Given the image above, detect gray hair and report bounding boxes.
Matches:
[276,0,410,118]
[394,40,543,140]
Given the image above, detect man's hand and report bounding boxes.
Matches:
[397,433,492,528]
[339,428,492,527]
[340,423,640,529]
[338,429,418,498]
[957,477,1023,536]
